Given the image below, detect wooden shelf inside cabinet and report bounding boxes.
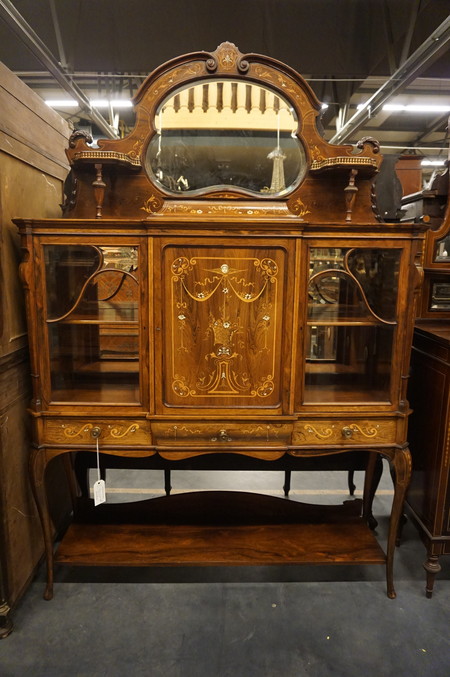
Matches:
[54,319,138,326]
[307,306,393,325]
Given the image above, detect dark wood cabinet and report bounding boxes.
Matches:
[402,157,450,596]
[407,322,450,597]
[16,43,425,599]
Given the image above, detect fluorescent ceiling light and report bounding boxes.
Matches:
[45,98,78,107]
[46,98,133,109]
[108,100,133,108]
[321,103,329,110]
[90,99,132,109]
[421,159,446,166]
[382,103,405,111]
[356,102,450,113]
[89,99,110,108]
[383,103,450,113]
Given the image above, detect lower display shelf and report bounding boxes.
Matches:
[54,491,386,569]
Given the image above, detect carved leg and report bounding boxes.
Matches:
[0,603,13,638]
[395,512,408,546]
[423,555,441,599]
[164,469,172,496]
[283,470,291,497]
[348,470,356,496]
[29,448,54,600]
[386,447,411,599]
[362,452,383,530]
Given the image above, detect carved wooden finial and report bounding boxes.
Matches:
[208,42,249,74]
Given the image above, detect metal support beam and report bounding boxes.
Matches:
[399,0,421,66]
[413,112,450,146]
[0,0,119,139]
[48,0,68,70]
[330,15,450,145]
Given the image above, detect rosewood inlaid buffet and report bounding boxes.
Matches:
[16,43,425,599]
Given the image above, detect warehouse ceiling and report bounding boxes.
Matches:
[0,0,449,164]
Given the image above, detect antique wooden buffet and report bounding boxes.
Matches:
[16,43,425,599]
[402,165,450,596]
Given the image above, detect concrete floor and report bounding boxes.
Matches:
[1,463,450,677]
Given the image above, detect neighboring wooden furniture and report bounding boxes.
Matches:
[402,156,450,597]
[402,166,450,319]
[16,43,424,600]
[407,322,450,597]
[0,62,71,636]
[395,155,423,199]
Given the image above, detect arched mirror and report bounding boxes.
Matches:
[145,79,307,197]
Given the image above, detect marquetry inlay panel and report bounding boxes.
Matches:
[152,421,292,446]
[162,245,287,408]
[292,419,397,446]
[43,419,151,445]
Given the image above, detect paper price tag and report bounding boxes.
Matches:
[93,479,106,506]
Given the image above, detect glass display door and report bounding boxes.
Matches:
[304,246,401,404]
[42,242,142,404]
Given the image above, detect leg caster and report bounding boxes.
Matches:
[0,603,13,638]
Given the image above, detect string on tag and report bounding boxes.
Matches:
[93,430,106,506]
[96,435,101,482]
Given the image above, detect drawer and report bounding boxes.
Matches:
[43,418,151,446]
[152,421,292,447]
[292,419,397,446]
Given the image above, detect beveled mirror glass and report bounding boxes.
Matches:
[145,79,307,196]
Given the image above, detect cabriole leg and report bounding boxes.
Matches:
[386,447,412,599]
[362,451,383,530]
[29,448,54,600]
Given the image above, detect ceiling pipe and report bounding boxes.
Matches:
[0,0,119,139]
[330,15,450,145]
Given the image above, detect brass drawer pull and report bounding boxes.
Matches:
[211,429,232,442]
[342,426,353,439]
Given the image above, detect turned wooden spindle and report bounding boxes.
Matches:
[92,163,106,218]
[344,168,358,222]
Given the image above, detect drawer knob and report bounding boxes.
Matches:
[211,429,232,442]
[342,426,353,439]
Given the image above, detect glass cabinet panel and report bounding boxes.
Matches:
[434,236,450,263]
[304,247,400,403]
[43,244,140,403]
[429,276,450,311]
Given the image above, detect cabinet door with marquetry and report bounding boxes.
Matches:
[157,239,293,413]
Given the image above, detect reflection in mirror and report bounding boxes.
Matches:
[145,80,307,196]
